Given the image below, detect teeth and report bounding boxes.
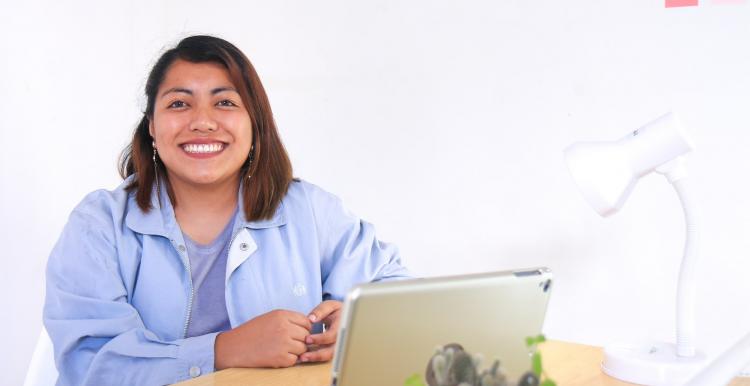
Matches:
[183,143,224,154]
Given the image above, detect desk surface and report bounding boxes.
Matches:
[175,340,750,386]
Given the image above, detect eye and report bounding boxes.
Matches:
[167,100,187,109]
[217,99,238,107]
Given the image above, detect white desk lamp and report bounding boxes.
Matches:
[685,331,750,385]
[564,112,706,385]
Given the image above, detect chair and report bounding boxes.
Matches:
[23,328,58,386]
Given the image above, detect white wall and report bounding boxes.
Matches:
[1,1,748,384]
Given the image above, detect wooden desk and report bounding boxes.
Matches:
[175,340,750,386]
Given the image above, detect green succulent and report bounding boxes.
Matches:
[478,360,508,386]
[425,344,481,386]
[406,336,556,386]
[524,335,556,386]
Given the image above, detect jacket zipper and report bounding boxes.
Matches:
[173,239,195,339]
[177,228,244,338]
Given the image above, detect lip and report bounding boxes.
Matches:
[179,139,228,159]
[178,138,228,145]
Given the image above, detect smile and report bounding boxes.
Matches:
[182,143,225,154]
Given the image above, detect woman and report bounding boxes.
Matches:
[43,35,411,385]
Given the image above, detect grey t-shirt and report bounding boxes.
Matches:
[183,214,235,338]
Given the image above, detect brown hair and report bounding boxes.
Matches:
[119,35,293,221]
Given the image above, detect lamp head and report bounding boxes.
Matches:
[564,112,694,217]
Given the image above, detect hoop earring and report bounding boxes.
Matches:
[152,141,162,199]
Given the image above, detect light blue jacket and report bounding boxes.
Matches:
[43,178,411,385]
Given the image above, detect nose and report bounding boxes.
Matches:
[189,107,217,132]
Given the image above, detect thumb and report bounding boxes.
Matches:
[308,300,342,323]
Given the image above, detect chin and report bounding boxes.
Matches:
[168,167,240,188]
[191,175,229,186]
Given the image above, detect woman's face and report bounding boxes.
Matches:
[150,59,253,190]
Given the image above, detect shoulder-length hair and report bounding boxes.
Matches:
[119,35,293,221]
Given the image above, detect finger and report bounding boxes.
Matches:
[307,300,342,323]
[278,353,298,368]
[305,327,338,346]
[307,309,341,345]
[286,312,313,331]
[288,323,313,343]
[321,309,341,330]
[287,339,308,356]
[299,345,334,363]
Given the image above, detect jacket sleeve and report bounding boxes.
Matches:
[43,210,216,386]
[307,184,414,301]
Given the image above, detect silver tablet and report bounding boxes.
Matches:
[331,267,553,386]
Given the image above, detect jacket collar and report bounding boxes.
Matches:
[125,177,286,238]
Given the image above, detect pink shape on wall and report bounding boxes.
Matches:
[665,0,699,6]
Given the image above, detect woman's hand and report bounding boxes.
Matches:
[214,309,312,369]
[299,300,343,363]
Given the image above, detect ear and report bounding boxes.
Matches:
[148,119,155,138]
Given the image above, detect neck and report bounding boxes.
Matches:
[167,174,240,218]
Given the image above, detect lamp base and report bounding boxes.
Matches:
[601,341,706,386]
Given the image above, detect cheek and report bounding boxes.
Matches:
[225,116,253,144]
[153,114,186,140]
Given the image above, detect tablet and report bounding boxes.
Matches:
[330,267,553,386]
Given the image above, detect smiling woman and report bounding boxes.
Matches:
[146,60,256,245]
[119,36,289,224]
[152,61,254,187]
[42,35,412,386]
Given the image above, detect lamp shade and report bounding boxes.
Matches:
[564,113,694,217]
[564,141,636,217]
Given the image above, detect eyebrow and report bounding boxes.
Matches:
[160,86,238,98]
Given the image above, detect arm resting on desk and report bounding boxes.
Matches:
[44,211,217,386]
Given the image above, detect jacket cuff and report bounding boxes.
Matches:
[176,332,219,381]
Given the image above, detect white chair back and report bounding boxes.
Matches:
[23,328,58,386]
